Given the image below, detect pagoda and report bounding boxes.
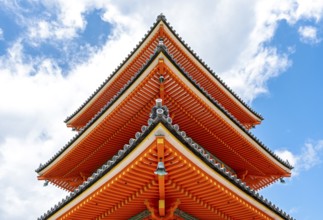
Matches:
[36,15,294,220]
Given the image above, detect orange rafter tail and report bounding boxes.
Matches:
[237,170,249,180]
[37,176,46,180]
[69,180,83,187]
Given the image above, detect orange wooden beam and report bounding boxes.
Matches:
[144,199,158,219]
[165,199,180,219]
[157,23,165,39]
[158,58,165,101]
[156,137,166,217]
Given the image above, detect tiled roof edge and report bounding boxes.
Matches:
[161,16,263,121]
[64,15,163,124]
[38,108,294,220]
[35,46,161,173]
[161,119,293,220]
[36,44,292,174]
[37,109,166,219]
[65,13,263,125]
[161,50,293,170]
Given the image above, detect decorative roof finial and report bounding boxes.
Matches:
[156,38,167,52]
[150,99,169,119]
[156,98,162,108]
[157,13,166,22]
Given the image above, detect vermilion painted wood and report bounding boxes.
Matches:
[39,59,289,192]
[67,23,261,130]
[55,139,274,220]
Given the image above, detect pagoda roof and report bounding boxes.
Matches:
[64,14,262,130]
[36,46,292,191]
[38,113,293,220]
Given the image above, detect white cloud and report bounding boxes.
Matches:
[76,0,316,102]
[0,136,69,219]
[298,26,321,44]
[0,41,76,219]
[0,28,3,40]
[221,46,291,102]
[6,0,323,102]
[23,1,90,43]
[28,20,79,43]
[294,0,323,22]
[0,5,147,219]
[276,140,323,176]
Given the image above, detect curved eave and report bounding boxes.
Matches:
[38,119,293,220]
[64,16,163,127]
[161,18,263,123]
[36,49,158,172]
[160,49,292,172]
[65,15,262,130]
[36,48,291,191]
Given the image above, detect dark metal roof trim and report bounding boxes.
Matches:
[38,109,294,220]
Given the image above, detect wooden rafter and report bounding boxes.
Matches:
[38,53,290,191]
[46,124,287,219]
[66,19,262,130]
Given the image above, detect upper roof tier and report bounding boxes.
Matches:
[65,14,263,130]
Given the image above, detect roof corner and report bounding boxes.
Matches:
[156,13,167,22]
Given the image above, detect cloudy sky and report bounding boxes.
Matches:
[0,0,322,219]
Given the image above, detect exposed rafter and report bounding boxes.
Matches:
[64,15,263,130]
[38,105,294,220]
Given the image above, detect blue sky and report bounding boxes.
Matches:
[0,1,322,219]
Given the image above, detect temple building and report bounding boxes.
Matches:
[36,15,294,220]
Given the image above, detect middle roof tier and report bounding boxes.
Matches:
[36,48,292,191]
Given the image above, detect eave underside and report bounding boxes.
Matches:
[66,20,261,130]
[45,134,285,220]
[38,55,290,191]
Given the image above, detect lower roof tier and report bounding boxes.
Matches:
[38,119,293,220]
[36,51,291,191]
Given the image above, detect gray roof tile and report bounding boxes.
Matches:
[64,14,263,125]
[38,104,294,220]
[36,43,292,175]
